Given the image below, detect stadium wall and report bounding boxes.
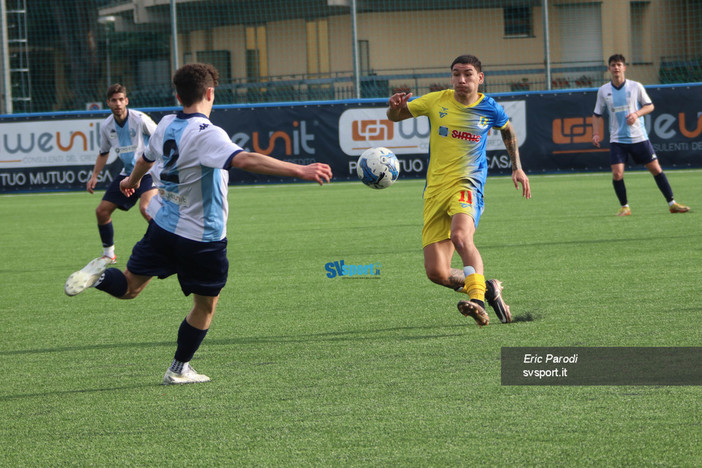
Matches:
[1,83,700,193]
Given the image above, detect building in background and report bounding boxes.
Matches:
[2,0,701,113]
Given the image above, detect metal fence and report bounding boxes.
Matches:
[1,0,701,113]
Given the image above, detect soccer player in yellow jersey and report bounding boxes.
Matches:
[387,54,531,326]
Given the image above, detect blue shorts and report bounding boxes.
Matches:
[102,173,157,211]
[609,141,657,166]
[127,221,229,297]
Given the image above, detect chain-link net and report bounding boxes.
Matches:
[4,0,702,113]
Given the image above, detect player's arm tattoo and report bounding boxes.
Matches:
[500,124,523,171]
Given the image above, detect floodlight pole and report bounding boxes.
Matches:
[351,0,360,99]
[543,0,551,90]
[170,0,180,105]
[0,0,11,114]
[170,0,179,72]
[98,16,116,89]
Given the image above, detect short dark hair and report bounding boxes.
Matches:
[173,63,220,107]
[106,83,127,100]
[450,54,482,73]
[608,54,626,65]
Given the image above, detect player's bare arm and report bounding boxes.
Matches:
[87,153,110,194]
[626,103,654,126]
[591,114,603,147]
[500,121,531,199]
[231,151,332,185]
[120,156,154,197]
[386,92,413,122]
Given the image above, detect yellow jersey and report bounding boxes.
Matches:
[408,89,509,198]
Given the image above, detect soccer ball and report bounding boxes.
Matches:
[356,147,400,189]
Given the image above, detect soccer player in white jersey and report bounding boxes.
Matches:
[65,63,333,384]
[387,54,531,326]
[592,54,690,216]
[86,84,158,266]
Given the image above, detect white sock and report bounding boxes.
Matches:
[103,245,115,258]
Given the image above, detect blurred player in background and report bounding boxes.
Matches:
[87,84,158,267]
[387,54,531,326]
[592,54,690,216]
[65,63,333,384]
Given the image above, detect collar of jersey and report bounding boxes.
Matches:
[177,111,209,119]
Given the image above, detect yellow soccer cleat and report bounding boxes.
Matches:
[616,206,631,216]
[669,202,690,213]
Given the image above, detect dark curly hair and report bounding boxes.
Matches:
[173,63,220,107]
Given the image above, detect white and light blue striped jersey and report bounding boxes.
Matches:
[144,112,243,242]
[99,109,157,175]
[593,79,652,144]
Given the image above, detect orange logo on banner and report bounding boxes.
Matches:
[679,112,702,138]
[352,119,394,141]
[552,117,603,144]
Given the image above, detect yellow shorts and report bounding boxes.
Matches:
[422,184,484,248]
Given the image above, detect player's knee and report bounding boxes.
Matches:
[95,205,109,221]
[450,235,473,255]
[96,203,116,223]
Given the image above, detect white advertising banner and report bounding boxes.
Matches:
[0,119,115,169]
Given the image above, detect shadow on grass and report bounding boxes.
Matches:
[511,311,538,323]
[0,383,162,402]
[482,234,696,250]
[1,317,541,358]
[1,320,543,401]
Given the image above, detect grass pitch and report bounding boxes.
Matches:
[1,170,700,466]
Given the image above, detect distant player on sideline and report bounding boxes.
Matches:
[87,84,158,267]
[65,63,333,384]
[387,54,531,326]
[592,54,690,216]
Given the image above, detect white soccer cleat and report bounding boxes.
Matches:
[64,256,113,296]
[162,365,211,385]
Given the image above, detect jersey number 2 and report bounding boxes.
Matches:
[161,139,180,184]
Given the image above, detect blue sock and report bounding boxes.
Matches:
[612,179,627,206]
[653,172,674,203]
[98,222,114,248]
[94,268,128,298]
[173,319,209,364]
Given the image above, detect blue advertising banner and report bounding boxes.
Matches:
[508,84,702,173]
[1,83,700,193]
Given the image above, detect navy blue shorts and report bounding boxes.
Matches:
[127,221,229,297]
[102,173,157,211]
[609,141,657,166]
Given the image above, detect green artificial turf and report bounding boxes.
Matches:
[1,170,700,466]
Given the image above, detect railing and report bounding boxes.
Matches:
[126,63,611,108]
